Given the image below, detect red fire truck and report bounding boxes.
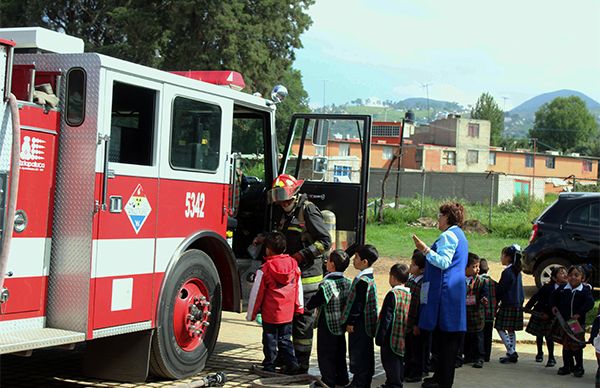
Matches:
[0,27,372,382]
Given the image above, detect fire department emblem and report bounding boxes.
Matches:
[124,184,152,234]
[19,136,46,171]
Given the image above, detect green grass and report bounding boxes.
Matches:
[366,224,528,261]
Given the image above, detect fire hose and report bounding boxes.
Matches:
[0,93,20,291]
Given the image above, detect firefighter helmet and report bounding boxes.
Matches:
[268,174,304,203]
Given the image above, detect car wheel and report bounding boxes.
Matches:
[534,257,571,288]
[150,249,222,379]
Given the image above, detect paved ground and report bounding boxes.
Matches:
[1,257,597,387]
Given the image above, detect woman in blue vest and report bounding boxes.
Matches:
[413,202,468,388]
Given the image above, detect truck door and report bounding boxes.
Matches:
[92,73,161,331]
[280,114,372,256]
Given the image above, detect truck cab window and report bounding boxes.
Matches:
[170,97,221,171]
[109,82,156,166]
[65,68,86,126]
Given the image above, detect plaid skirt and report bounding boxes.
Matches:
[525,311,552,337]
[494,305,523,331]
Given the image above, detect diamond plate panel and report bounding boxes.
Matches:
[0,102,13,173]
[0,316,44,332]
[15,53,102,333]
[0,327,85,354]
[92,320,152,339]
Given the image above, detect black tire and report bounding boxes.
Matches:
[150,249,222,379]
[534,257,571,288]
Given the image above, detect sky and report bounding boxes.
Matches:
[294,0,600,110]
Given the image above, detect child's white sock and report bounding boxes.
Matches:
[498,330,510,353]
[508,332,517,354]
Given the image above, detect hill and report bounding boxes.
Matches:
[314,97,466,124]
[510,89,600,115]
[505,90,600,137]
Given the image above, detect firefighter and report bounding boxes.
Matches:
[261,173,332,373]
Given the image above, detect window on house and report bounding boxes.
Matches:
[545,156,555,169]
[170,97,221,171]
[109,82,156,166]
[525,154,534,168]
[468,123,480,137]
[333,165,352,182]
[514,180,530,196]
[339,143,350,157]
[415,149,423,164]
[467,150,479,164]
[382,146,394,160]
[443,150,456,165]
[489,152,496,165]
[583,159,593,172]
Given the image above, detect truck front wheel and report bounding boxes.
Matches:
[150,249,222,379]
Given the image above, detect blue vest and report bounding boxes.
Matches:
[418,225,468,332]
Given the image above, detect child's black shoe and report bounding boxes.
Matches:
[545,357,556,367]
[499,352,518,364]
[557,366,571,375]
[405,375,423,383]
[572,367,584,378]
[535,353,543,362]
[472,359,484,368]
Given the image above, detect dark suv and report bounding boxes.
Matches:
[523,192,599,288]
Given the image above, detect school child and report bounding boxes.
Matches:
[478,258,497,362]
[404,250,427,383]
[463,253,488,369]
[341,244,379,388]
[551,265,594,378]
[495,244,525,364]
[306,250,352,387]
[376,263,411,388]
[524,266,567,367]
[589,305,600,386]
[246,232,303,373]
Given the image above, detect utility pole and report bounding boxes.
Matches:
[502,96,509,112]
[530,137,537,199]
[421,83,431,122]
[322,79,328,109]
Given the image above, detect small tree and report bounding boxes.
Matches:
[529,96,599,152]
[470,93,504,146]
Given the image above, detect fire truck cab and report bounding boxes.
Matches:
[0,27,372,382]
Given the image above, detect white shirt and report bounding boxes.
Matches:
[324,271,344,279]
[355,267,373,279]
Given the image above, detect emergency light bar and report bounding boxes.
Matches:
[0,27,84,54]
[170,70,245,91]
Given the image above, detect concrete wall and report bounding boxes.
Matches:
[369,169,499,204]
[369,169,548,205]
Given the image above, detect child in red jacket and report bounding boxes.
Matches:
[247,231,303,373]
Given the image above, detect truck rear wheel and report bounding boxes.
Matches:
[150,249,222,379]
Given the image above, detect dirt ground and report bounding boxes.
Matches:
[1,258,596,387]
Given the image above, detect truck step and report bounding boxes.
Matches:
[0,328,85,355]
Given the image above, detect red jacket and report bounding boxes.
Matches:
[248,254,303,324]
